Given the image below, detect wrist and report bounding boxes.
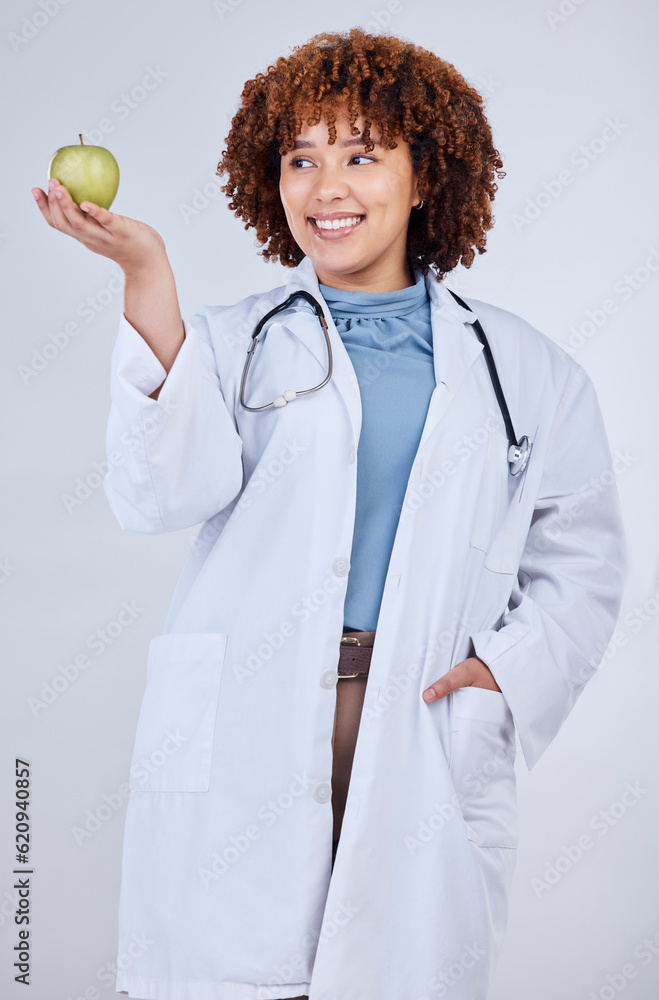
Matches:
[120,245,171,282]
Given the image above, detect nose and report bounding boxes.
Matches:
[309,160,352,204]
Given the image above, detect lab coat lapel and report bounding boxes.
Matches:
[280,255,363,443]
[415,271,485,461]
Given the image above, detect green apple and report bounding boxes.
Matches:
[48,134,120,210]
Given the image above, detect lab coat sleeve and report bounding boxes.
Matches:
[470,364,626,771]
[102,308,244,533]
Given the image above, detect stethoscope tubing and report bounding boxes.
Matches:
[239,291,333,412]
[240,287,532,476]
[446,289,531,476]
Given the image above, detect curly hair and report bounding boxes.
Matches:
[217,27,505,279]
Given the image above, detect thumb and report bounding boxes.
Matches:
[79,201,114,226]
[423,664,470,702]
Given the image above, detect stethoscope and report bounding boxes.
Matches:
[447,289,533,477]
[239,288,533,477]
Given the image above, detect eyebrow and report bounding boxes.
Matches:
[289,137,381,150]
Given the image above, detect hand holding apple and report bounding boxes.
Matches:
[32,142,185,395]
[32,143,166,274]
[48,134,120,210]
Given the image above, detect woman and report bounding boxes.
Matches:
[33,27,625,1000]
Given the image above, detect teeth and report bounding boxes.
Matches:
[312,216,363,230]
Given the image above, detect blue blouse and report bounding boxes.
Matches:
[318,269,435,630]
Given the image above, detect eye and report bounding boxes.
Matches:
[289,154,376,168]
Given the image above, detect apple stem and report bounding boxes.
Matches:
[79,134,84,145]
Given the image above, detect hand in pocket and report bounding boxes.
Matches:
[422,656,502,703]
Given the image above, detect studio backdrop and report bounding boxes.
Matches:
[2,1,657,998]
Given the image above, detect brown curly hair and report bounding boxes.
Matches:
[217,27,505,279]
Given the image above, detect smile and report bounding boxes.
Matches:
[308,215,366,239]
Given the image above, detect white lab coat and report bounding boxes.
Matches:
[104,254,625,1000]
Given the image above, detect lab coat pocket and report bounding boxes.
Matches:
[470,425,524,575]
[128,633,228,792]
[449,686,518,848]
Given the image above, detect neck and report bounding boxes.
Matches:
[317,262,416,294]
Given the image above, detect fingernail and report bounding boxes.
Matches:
[55,190,63,199]
[423,690,435,701]
[32,190,39,200]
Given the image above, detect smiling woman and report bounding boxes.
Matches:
[217,27,505,286]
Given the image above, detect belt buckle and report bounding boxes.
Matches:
[339,634,360,678]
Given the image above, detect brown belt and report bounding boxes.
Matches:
[338,628,375,678]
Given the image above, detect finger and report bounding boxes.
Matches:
[78,200,117,232]
[49,179,95,231]
[422,663,473,702]
[54,184,119,239]
[32,187,56,227]
[47,182,111,243]
[45,179,76,232]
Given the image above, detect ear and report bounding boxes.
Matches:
[411,173,423,210]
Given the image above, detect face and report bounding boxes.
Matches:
[278,104,421,292]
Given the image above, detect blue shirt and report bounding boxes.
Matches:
[318,269,435,630]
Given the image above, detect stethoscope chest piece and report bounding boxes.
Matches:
[508,435,532,477]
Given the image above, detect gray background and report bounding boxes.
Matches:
[2,0,658,997]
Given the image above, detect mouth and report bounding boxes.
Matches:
[308,215,366,239]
